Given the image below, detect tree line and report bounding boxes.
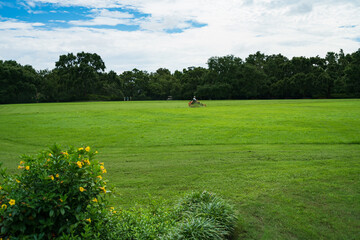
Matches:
[0,49,359,104]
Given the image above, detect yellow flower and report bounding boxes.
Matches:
[79,187,85,192]
[16,179,21,183]
[92,198,98,203]
[25,166,30,170]
[113,211,117,214]
[1,204,7,210]
[84,159,90,165]
[97,175,102,180]
[0,186,2,190]
[95,151,98,154]
[85,146,90,152]
[100,165,107,173]
[56,173,59,178]
[9,199,15,206]
[78,147,84,151]
[48,153,52,157]
[86,218,91,223]
[47,158,50,162]
[76,161,83,168]
[20,161,25,165]
[59,198,63,202]
[99,186,106,193]
[110,207,114,210]
[18,165,24,169]
[100,162,104,165]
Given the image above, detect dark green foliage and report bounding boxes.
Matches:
[1,49,360,103]
[0,60,40,103]
[54,52,106,101]
[165,217,225,240]
[0,145,110,239]
[169,191,237,239]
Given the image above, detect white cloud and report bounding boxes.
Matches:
[0,19,44,29]
[1,0,359,73]
[69,9,135,27]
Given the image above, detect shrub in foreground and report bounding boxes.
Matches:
[0,146,237,239]
[0,145,110,239]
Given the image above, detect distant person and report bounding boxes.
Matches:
[193,96,197,102]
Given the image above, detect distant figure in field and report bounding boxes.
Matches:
[188,96,206,107]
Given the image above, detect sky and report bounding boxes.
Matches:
[0,0,359,73]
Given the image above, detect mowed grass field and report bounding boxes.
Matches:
[0,99,359,239]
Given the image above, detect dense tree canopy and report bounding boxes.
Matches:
[0,49,359,104]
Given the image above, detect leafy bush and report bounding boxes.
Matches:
[165,191,237,240]
[0,146,237,240]
[0,145,110,239]
[165,216,225,240]
[116,203,176,240]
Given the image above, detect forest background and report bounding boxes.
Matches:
[0,49,359,104]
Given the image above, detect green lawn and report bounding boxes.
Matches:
[0,99,359,239]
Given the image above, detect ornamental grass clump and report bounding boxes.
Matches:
[0,145,110,239]
[165,191,237,240]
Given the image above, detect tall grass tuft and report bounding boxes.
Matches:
[165,191,237,239]
[164,216,225,240]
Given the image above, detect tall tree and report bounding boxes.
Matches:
[344,49,360,96]
[54,52,106,101]
[0,60,40,103]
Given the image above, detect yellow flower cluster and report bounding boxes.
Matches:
[110,207,117,214]
[76,161,83,168]
[92,198,98,203]
[79,146,90,152]
[61,151,69,158]
[100,165,107,173]
[99,186,106,193]
[83,159,90,165]
[86,218,91,223]
[79,187,85,192]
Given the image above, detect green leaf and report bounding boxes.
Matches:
[60,208,65,215]
[49,209,54,217]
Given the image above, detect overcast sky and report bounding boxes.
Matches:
[0,0,359,73]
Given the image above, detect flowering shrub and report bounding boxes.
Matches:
[0,145,109,239]
[0,146,237,239]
